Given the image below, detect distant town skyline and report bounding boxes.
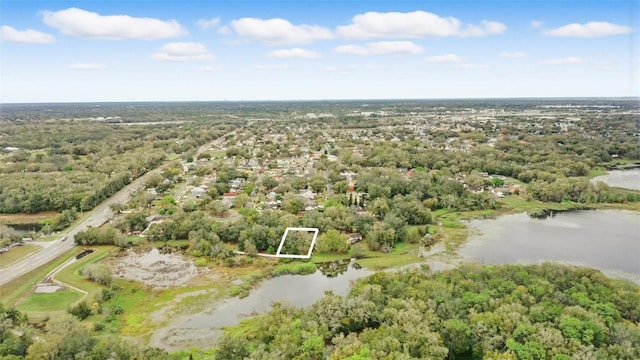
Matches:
[1,0,638,103]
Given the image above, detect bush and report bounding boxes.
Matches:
[111,305,124,315]
[68,301,92,320]
[194,258,207,267]
[80,264,112,286]
[271,262,317,276]
[101,288,113,301]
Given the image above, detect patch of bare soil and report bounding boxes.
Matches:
[0,211,57,225]
[110,248,203,289]
[151,326,224,353]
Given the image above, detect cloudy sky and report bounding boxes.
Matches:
[1,0,637,102]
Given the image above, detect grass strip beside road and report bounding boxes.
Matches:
[0,249,79,306]
[0,244,41,268]
[54,245,116,302]
[17,289,84,312]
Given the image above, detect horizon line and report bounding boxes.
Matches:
[2,96,639,105]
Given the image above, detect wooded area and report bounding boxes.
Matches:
[215,263,640,359]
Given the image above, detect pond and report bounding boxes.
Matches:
[591,168,640,191]
[459,210,640,284]
[182,262,371,330]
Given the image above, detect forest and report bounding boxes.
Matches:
[2,263,639,359]
[214,263,640,360]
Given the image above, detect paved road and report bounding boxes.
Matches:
[0,133,232,288]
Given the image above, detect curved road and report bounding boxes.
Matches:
[0,133,233,288]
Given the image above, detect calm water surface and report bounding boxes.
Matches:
[591,168,640,191]
[460,210,640,283]
[182,266,371,329]
[177,210,639,336]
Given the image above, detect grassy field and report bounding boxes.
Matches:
[6,246,115,316]
[0,249,80,306]
[0,211,57,225]
[53,246,116,301]
[17,289,84,312]
[0,244,41,268]
[312,240,424,270]
[37,235,61,242]
[312,252,351,263]
[356,251,422,269]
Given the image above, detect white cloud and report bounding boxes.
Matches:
[42,7,187,40]
[425,54,464,63]
[230,17,333,44]
[499,51,528,58]
[335,41,424,56]
[1,25,55,44]
[255,64,290,70]
[151,42,215,62]
[67,63,108,70]
[456,63,487,69]
[336,11,505,39]
[545,21,632,38]
[530,20,543,29]
[460,21,506,37]
[198,17,220,30]
[542,57,584,65]
[601,65,621,71]
[218,25,231,35]
[267,48,320,59]
[197,66,223,72]
[323,65,359,74]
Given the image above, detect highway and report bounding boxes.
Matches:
[0,172,147,287]
[0,133,232,288]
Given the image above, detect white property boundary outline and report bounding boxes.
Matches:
[275,227,319,259]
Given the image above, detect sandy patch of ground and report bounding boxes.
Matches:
[110,248,204,289]
[106,248,227,351]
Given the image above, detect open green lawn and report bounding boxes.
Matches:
[54,246,115,300]
[17,289,84,312]
[353,242,423,270]
[1,249,80,306]
[356,252,422,270]
[312,252,351,263]
[3,247,114,312]
[37,235,60,242]
[0,244,41,268]
[587,168,608,178]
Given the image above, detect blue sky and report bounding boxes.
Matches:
[1,0,637,102]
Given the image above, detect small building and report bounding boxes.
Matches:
[222,192,238,206]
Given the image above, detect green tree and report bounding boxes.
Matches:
[282,193,305,214]
[317,229,349,253]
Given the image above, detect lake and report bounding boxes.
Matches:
[591,168,640,191]
[156,209,639,350]
[181,263,371,329]
[459,210,640,284]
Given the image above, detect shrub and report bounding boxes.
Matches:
[111,305,124,315]
[271,262,317,276]
[80,264,112,286]
[194,258,207,267]
[68,301,92,320]
[101,288,113,301]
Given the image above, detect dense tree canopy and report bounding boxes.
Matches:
[215,263,640,359]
